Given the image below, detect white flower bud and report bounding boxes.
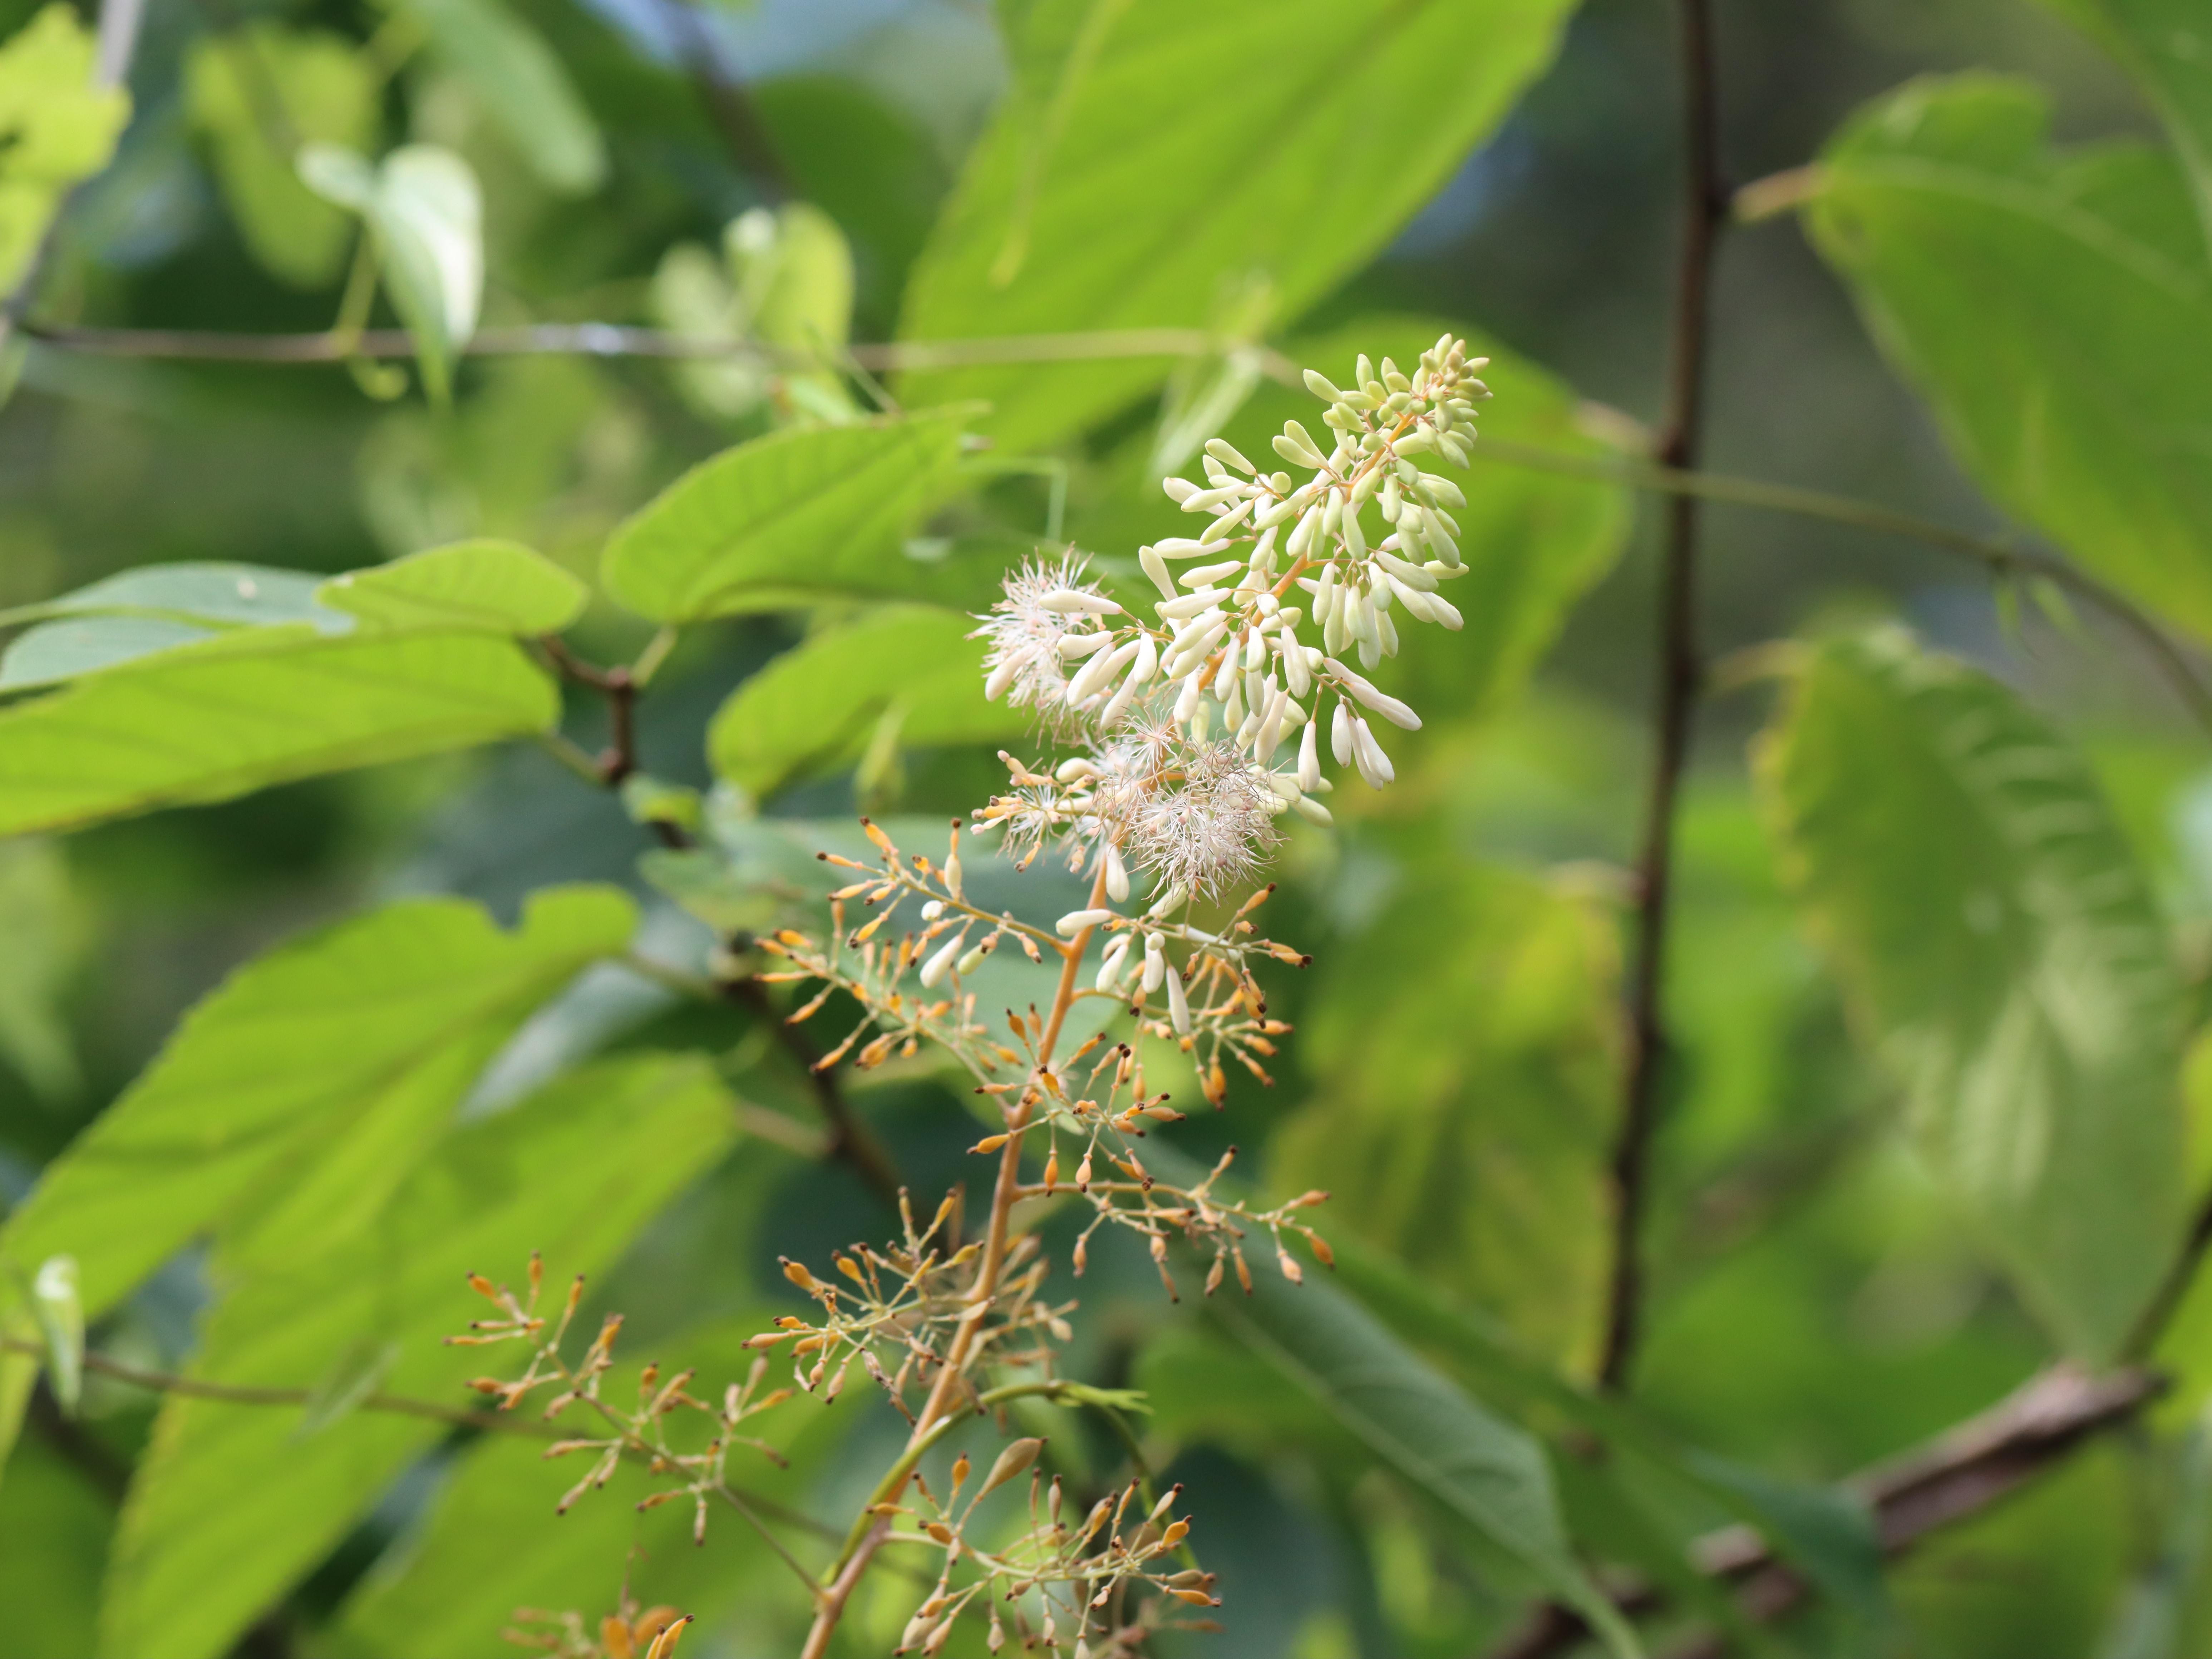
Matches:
[1056,908,1118,937]
[1341,504,1368,560]
[1292,794,1334,826]
[1331,699,1354,765]
[1303,369,1344,401]
[1166,964,1192,1035]
[1139,543,1176,599]
[1282,624,1311,697]
[1325,658,1422,730]
[1256,685,1290,762]
[1297,717,1321,791]
[1163,477,1200,504]
[1158,589,1225,620]
[920,899,945,920]
[1146,884,1187,918]
[1142,932,1166,993]
[1425,591,1464,630]
[985,654,1022,700]
[1287,501,1324,558]
[1205,437,1255,475]
[1350,715,1395,788]
[1039,589,1122,615]
[1180,559,1243,588]
[1103,840,1130,902]
[1065,637,1138,705]
[1153,537,1212,558]
[1182,484,1243,515]
[1374,550,1437,592]
[919,931,966,988]
[1095,931,1132,992]
[957,943,988,975]
[1058,631,1113,658]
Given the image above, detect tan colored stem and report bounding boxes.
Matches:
[798,860,1114,1657]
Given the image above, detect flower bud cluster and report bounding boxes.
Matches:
[972,334,1486,900]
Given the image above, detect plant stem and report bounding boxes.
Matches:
[797,862,1114,1659]
[1599,0,1728,1395]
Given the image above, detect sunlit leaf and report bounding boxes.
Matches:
[1805,75,2212,637]
[0,628,558,835]
[898,0,1578,447]
[1756,625,2189,1360]
[2040,0,2212,252]
[185,26,377,287]
[599,408,978,620]
[300,143,483,402]
[0,884,636,1323]
[95,1054,738,1659]
[398,0,606,194]
[0,561,338,632]
[0,5,131,291]
[316,539,588,635]
[705,605,1023,797]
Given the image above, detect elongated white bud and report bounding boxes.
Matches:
[1255,686,1289,762]
[1066,638,1138,705]
[1157,589,1225,621]
[1425,591,1464,630]
[1273,423,1326,468]
[1103,841,1130,902]
[1286,502,1323,559]
[1162,477,1199,505]
[1167,965,1192,1035]
[1095,931,1132,992]
[1181,484,1243,514]
[1331,699,1354,765]
[1293,794,1334,826]
[1153,537,1212,559]
[1325,658,1421,730]
[919,931,966,988]
[985,654,1023,700]
[1147,884,1188,918]
[1058,631,1113,658]
[1139,544,1176,599]
[1282,623,1311,697]
[1057,908,1118,936]
[1174,671,1204,722]
[1297,717,1321,791]
[1179,559,1243,588]
[1206,438,1255,474]
[1142,932,1166,993]
[1039,589,1122,615]
[1374,549,1436,591]
[1303,369,1344,402]
[1350,715,1394,788]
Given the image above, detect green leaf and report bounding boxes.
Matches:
[0,560,340,631]
[0,628,559,835]
[1805,75,2212,638]
[315,539,588,634]
[1755,625,2188,1360]
[598,407,978,621]
[0,884,636,1322]
[1271,861,1620,1367]
[0,5,131,292]
[95,1053,738,1659]
[0,838,85,1099]
[0,617,219,691]
[706,605,1025,797]
[2040,0,2212,255]
[300,143,483,402]
[184,26,379,287]
[397,0,607,195]
[897,0,1578,448]
[1215,1245,1640,1655]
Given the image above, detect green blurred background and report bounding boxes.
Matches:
[0,1,2202,1654]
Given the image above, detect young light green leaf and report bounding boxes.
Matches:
[0,617,219,691]
[0,628,559,835]
[316,539,588,635]
[184,26,378,287]
[397,0,607,194]
[0,884,636,1325]
[2039,0,2212,255]
[1756,625,2189,1360]
[300,143,483,401]
[599,408,977,620]
[0,5,132,291]
[1805,75,2212,638]
[95,1054,738,1659]
[897,0,1578,448]
[28,1256,81,1418]
[705,605,1023,797]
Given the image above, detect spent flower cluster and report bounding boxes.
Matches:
[453,338,1481,1658]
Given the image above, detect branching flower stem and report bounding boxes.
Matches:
[797,862,1114,1659]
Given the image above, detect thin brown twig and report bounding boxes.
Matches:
[1486,1362,2163,1659]
[648,0,793,202]
[719,975,906,1215]
[1600,0,1728,1395]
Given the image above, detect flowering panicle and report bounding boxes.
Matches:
[970,333,1486,900]
[454,338,1479,1659]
